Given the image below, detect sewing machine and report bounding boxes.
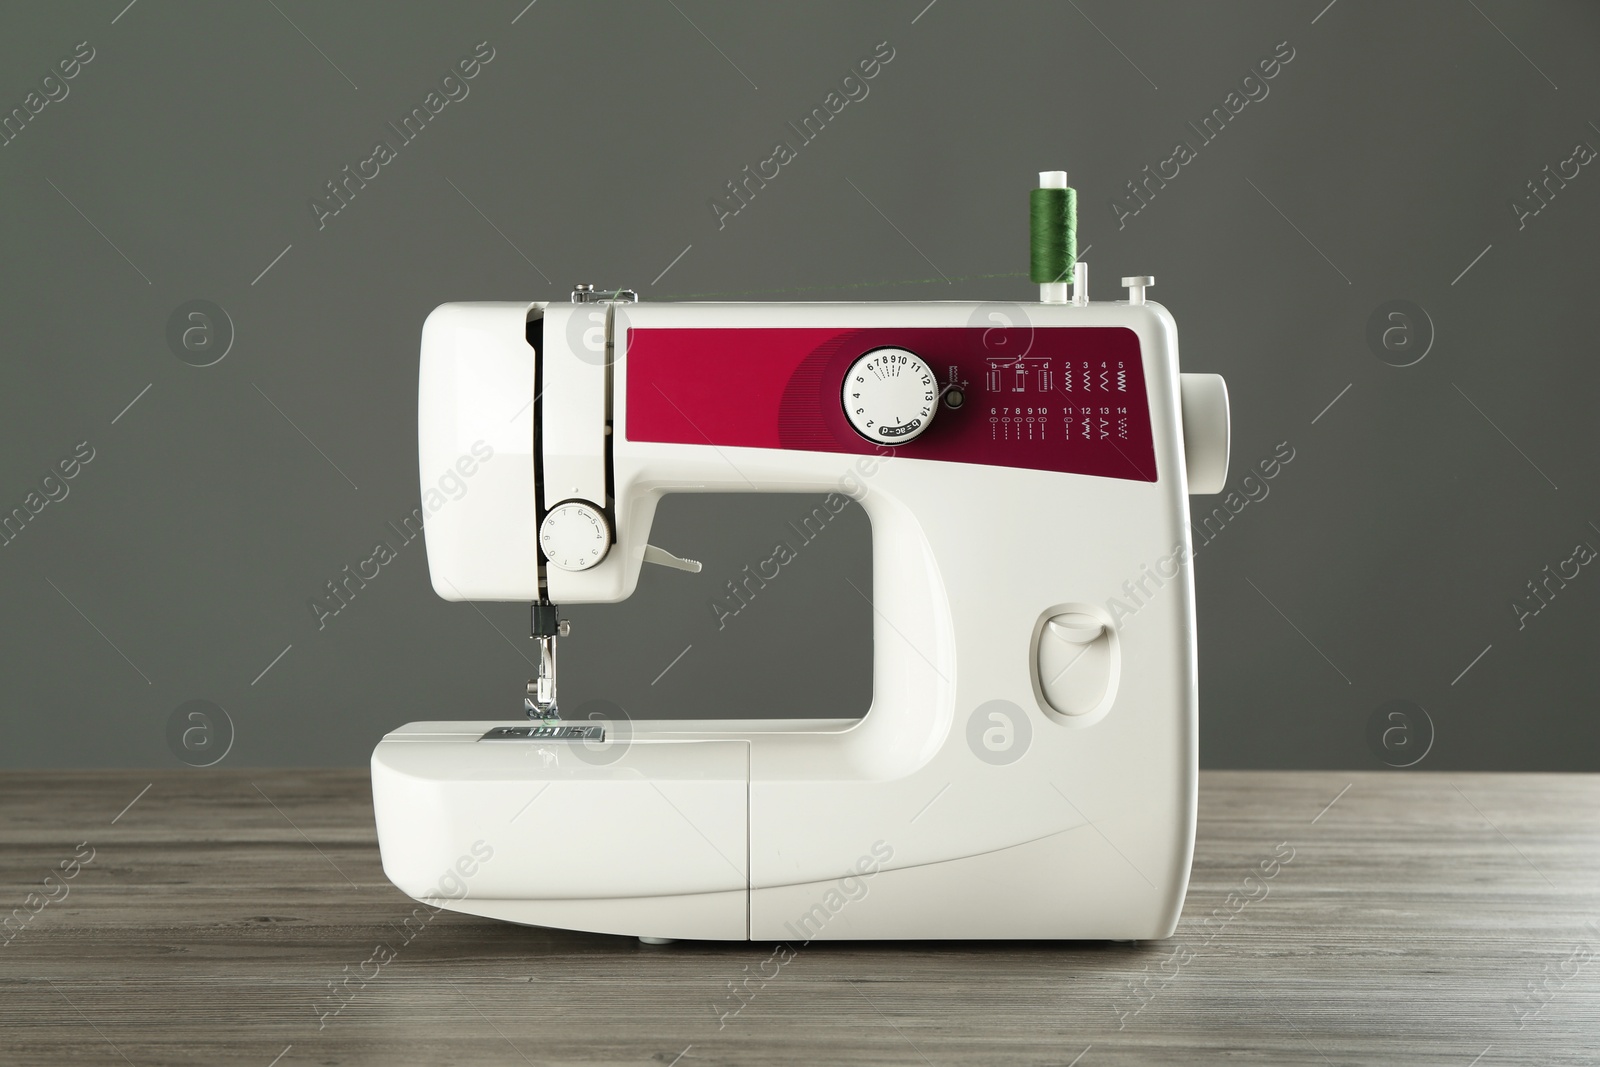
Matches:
[372,179,1229,941]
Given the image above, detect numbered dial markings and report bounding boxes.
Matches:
[842,347,938,444]
[539,500,611,571]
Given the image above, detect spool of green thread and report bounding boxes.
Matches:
[1029,185,1077,285]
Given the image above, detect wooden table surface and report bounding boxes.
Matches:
[2,770,1596,1066]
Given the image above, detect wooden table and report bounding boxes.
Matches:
[2,770,1596,1065]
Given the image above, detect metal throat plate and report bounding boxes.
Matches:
[480,725,605,742]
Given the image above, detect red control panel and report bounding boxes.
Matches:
[624,326,1158,482]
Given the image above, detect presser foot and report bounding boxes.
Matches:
[523,687,560,722]
[526,605,567,720]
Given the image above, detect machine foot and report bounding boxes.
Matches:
[639,936,677,945]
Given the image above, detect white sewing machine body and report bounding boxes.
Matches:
[373,295,1229,941]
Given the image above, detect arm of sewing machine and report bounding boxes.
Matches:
[373,276,1230,943]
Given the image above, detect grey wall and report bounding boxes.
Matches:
[2,1,1596,770]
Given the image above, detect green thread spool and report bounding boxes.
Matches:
[1029,186,1077,285]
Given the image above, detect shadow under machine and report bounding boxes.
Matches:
[371,172,1231,942]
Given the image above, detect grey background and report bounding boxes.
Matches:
[1,0,1595,770]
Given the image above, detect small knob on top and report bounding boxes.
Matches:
[1122,276,1155,305]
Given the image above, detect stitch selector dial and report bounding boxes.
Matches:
[842,347,938,445]
[539,500,610,571]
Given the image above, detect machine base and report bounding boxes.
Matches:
[394,823,1181,943]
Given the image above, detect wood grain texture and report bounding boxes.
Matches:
[1,770,1596,1066]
